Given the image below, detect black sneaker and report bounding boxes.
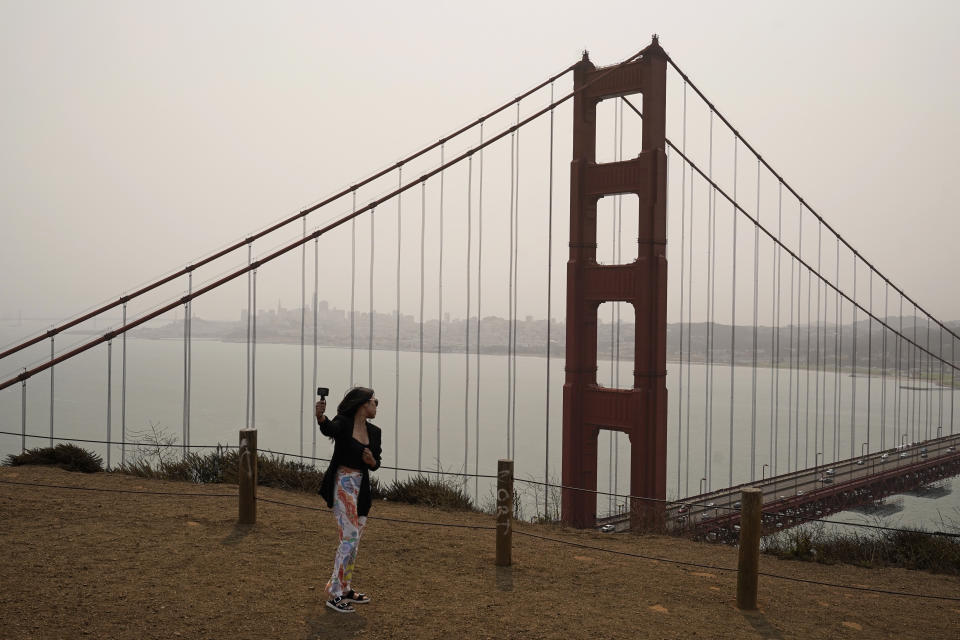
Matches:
[326,595,355,613]
[343,589,371,604]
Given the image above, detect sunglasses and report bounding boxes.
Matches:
[370,398,379,406]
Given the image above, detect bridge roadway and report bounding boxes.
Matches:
[598,433,960,537]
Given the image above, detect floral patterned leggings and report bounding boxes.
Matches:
[326,469,367,598]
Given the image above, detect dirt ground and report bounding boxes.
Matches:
[1,466,958,640]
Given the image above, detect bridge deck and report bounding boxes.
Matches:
[598,433,960,538]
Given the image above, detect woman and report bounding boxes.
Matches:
[316,386,382,614]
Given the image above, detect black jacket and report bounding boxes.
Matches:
[318,414,382,517]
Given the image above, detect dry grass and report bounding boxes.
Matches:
[2,465,959,639]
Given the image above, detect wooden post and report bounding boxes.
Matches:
[736,487,763,610]
[239,429,258,525]
[496,459,513,567]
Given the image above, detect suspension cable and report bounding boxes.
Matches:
[664,56,960,350]
[0,45,672,393]
[621,96,960,375]
[0,63,578,364]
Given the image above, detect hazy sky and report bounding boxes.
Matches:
[3,0,959,330]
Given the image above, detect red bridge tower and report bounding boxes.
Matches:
[562,37,669,529]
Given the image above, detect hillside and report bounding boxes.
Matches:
[1,466,958,639]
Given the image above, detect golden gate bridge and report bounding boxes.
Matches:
[2,36,958,538]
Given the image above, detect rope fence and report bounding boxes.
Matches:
[1,473,957,603]
[4,429,959,537]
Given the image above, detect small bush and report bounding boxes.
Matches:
[380,474,475,511]
[764,525,960,575]
[5,444,103,473]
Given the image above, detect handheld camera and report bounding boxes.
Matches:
[317,387,329,398]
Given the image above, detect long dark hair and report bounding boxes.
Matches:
[337,386,374,419]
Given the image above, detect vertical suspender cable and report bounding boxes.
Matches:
[750,158,759,482]
[507,119,516,457]
[121,303,127,465]
[246,244,252,428]
[107,339,113,469]
[685,167,695,496]
[252,267,257,427]
[464,157,472,484]
[677,82,687,493]
[608,102,618,510]
[300,217,306,460]
[822,226,830,456]
[881,281,888,451]
[396,168,402,482]
[913,305,919,442]
[418,181,426,470]
[771,182,782,475]
[728,139,738,488]
[912,306,919,442]
[704,110,714,490]
[895,296,903,448]
[437,144,445,477]
[183,272,192,458]
[313,237,319,464]
[350,191,357,386]
[544,92,554,515]
[851,255,858,458]
[938,325,943,438]
[834,238,841,461]
[815,225,823,464]
[369,206,375,388]
[950,336,957,435]
[49,336,54,447]
[867,271,873,453]
[475,122,485,500]
[614,99,624,506]
[926,316,932,440]
[794,206,802,471]
[804,212,812,468]
[187,278,192,451]
[21,370,27,452]
[787,223,795,471]
[512,103,521,462]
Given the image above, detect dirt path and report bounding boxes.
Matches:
[1,466,958,639]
